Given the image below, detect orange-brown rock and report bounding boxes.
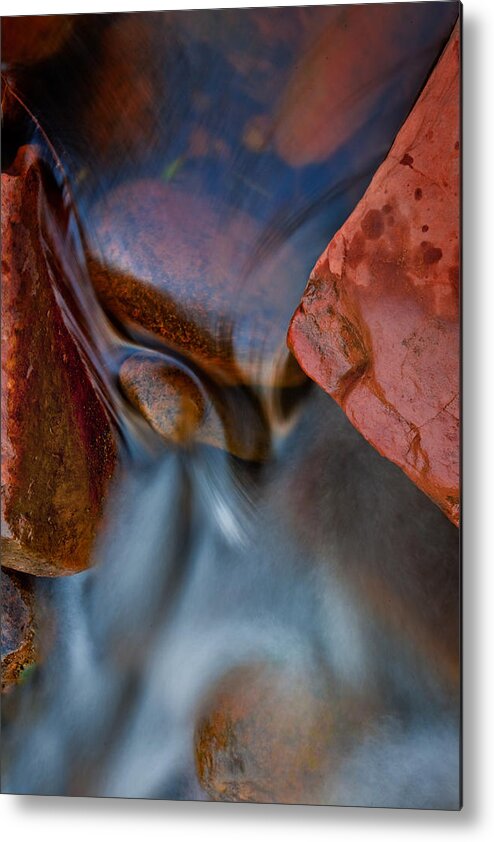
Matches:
[88,180,305,388]
[273,5,458,167]
[288,24,460,526]
[119,353,270,461]
[2,146,117,576]
[1,568,36,692]
[195,662,370,804]
[1,15,73,67]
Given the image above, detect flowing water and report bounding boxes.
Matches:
[1,5,460,807]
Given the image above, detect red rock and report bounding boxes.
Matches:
[195,662,370,804]
[288,24,460,526]
[273,5,458,167]
[87,180,305,388]
[1,15,73,67]
[1,146,117,576]
[1,568,36,692]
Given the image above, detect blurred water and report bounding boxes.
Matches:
[1,5,460,807]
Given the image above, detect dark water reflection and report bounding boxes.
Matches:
[1,5,460,807]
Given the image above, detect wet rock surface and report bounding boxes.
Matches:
[1,146,117,576]
[1,568,36,692]
[119,353,271,461]
[87,180,306,388]
[288,23,460,525]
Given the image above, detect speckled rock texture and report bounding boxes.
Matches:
[119,353,270,461]
[1,146,116,575]
[288,23,460,525]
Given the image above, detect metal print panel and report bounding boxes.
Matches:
[1,2,461,809]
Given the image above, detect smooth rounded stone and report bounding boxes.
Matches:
[288,24,460,525]
[273,4,459,167]
[1,568,36,692]
[120,355,204,444]
[1,15,74,67]
[2,146,117,576]
[195,662,370,804]
[87,180,307,388]
[119,353,271,461]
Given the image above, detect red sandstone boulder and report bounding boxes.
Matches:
[288,24,460,526]
[1,146,117,576]
[1,568,36,692]
[88,180,305,388]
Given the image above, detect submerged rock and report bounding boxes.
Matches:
[1,568,36,692]
[273,4,459,167]
[1,146,117,576]
[87,180,306,388]
[174,6,313,108]
[195,662,370,804]
[288,23,460,525]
